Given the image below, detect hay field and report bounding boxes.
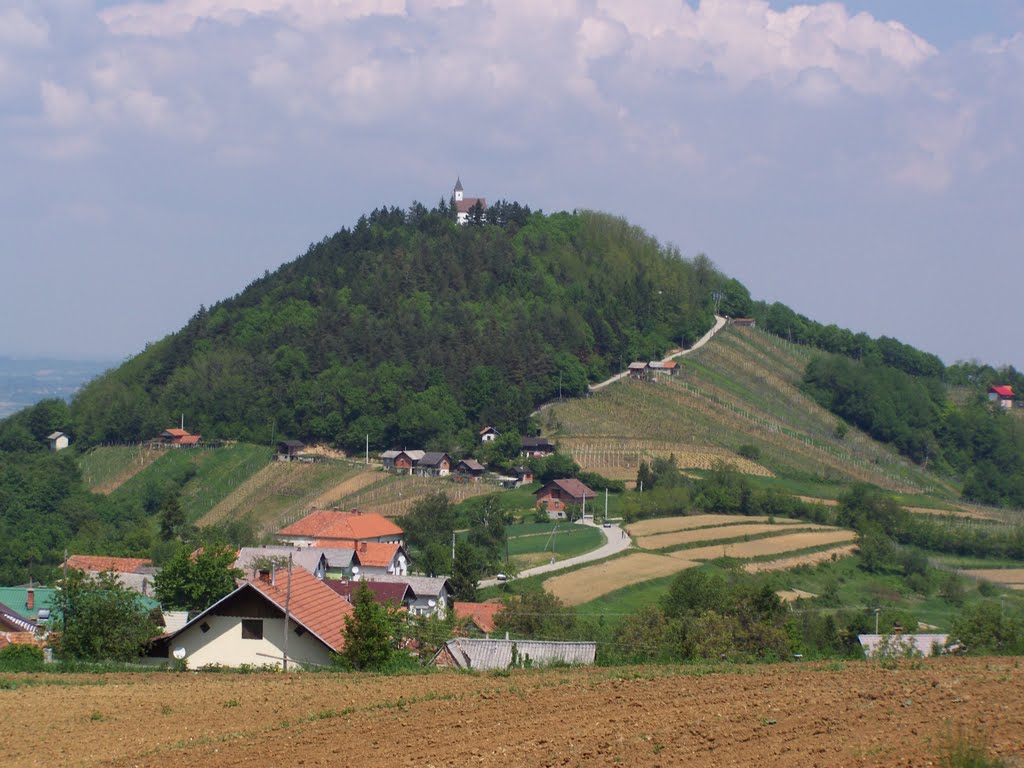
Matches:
[961,569,1024,588]
[626,514,804,537]
[743,544,859,573]
[544,553,696,605]
[667,530,857,562]
[635,523,832,551]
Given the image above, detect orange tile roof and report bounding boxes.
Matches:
[278,510,403,542]
[247,566,352,652]
[347,541,402,568]
[177,434,201,445]
[162,428,190,437]
[455,602,502,633]
[65,555,153,573]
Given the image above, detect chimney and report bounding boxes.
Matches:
[360,542,367,553]
[256,567,273,585]
[26,589,34,611]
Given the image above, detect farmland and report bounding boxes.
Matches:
[2,659,1022,767]
[543,326,949,494]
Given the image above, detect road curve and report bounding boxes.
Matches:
[479,518,632,588]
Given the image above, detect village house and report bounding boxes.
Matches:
[0,601,40,650]
[275,510,404,548]
[534,478,597,519]
[628,362,650,380]
[380,449,424,473]
[64,555,159,597]
[150,567,352,670]
[521,436,555,458]
[158,428,201,448]
[989,385,1016,409]
[732,318,756,328]
[414,452,452,477]
[479,426,500,443]
[235,546,332,581]
[0,587,56,625]
[367,575,453,618]
[325,580,416,613]
[276,440,305,461]
[432,638,597,670]
[648,361,679,377]
[858,633,949,658]
[452,177,487,225]
[454,602,502,637]
[348,541,409,577]
[453,458,486,482]
[47,431,69,451]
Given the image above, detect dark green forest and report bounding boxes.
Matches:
[61,204,717,453]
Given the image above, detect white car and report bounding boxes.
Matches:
[496,573,508,581]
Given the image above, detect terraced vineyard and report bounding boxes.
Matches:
[544,326,948,494]
[79,444,165,493]
[545,513,857,605]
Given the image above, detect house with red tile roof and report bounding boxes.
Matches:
[534,479,597,520]
[64,555,158,596]
[150,566,353,669]
[325,580,415,611]
[276,509,404,549]
[989,385,1016,409]
[454,601,501,636]
[453,177,487,225]
[158,428,202,447]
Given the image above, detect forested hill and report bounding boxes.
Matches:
[66,204,723,452]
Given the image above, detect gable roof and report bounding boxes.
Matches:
[162,428,190,437]
[536,478,597,501]
[454,602,501,633]
[0,602,37,633]
[435,638,596,670]
[279,439,305,449]
[456,459,486,473]
[47,431,66,440]
[990,385,1015,397]
[324,580,414,605]
[65,555,153,574]
[479,426,499,435]
[247,568,352,652]
[0,588,58,622]
[276,510,404,542]
[345,541,405,568]
[522,436,554,449]
[628,362,649,370]
[234,546,326,578]
[455,197,487,214]
[177,435,201,445]
[418,451,451,467]
[367,574,453,598]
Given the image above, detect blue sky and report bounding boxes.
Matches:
[1,0,1022,371]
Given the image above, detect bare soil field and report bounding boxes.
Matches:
[635,523,832,551]
[626,514,805,537]
[544,553,696,605]
[743,544,859,573]
[307,468,381,509]
[2,658,1022,767]
[668,529,857,562]
[961,569,1024,587]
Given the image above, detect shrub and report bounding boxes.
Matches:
[737,444,761,461]
[0,643,45,672]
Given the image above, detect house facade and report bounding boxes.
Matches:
[534,479,597,519]
[47,431,69,451]
[521,437,555,458]
[628,362,650,380]
[368,575,453,618]
[414,452,452,477]
[479,426,499,442]
[989,385,1015,409]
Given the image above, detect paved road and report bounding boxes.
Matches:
[479,518,632,588]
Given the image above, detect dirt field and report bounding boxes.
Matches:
[669,529,857,562]
[635,523,832,551]
[2,658,1022,767]
[626,514,805,537]
[307,468,381,509]
[743,544,859,573]
[544,553,696,605]
[961,569,1024,587]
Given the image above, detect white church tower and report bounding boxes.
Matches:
[453,177,464,203]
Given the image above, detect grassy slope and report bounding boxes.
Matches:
[544,325,952,497]
[79,445,164,494]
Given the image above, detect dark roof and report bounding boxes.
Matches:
[535,478,597,501]
[513,466,533,477]
[279,439,305,449]
[324,580,414,605]
[522,436,554,449]
[418,451,451,467]
[0,601,37,633]
[454,177,463,191]
[457,459,486,473]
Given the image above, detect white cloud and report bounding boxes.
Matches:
[40,81,91,125]
[0,8,50,48]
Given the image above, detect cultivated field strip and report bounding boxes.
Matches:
[634,523,833,551]
[667,529,857,561]
[626,514,806,537]
[743,544,859,573]
[960,569,1024,588]
[544,553,696,605]
[561,437,772,477]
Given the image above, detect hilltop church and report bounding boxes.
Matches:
[452,177,486,225]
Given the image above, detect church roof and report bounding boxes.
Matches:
[454,177,464,191]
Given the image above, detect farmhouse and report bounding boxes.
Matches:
[47,431,69,451]
[381,449,423,473]
[64,555,158,596]
[158,428,201,447]
[275,509,404,548]
[276,440,305,461]
[453,458,486,482]
[432,638,596,670]
[521,436,555,458]
[414,452,452,477]
[628,362,650,380]
[733,318,756,328]
[989,385,1015,409]
[348,541,409,577]
[0,587,57,625]
[325,580,415,612]
[454,602,502,636]
[367,575,453,618]
[151,567,352,670]
[479,426,500,442]
[649,361,679,377]
[534,478,597,519]
[452,177,487,225]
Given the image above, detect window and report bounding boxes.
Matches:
[199,622,211,634]
[241,619,263,640]
[294,626,306,637]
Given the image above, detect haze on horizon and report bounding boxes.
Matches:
[1,0,1022,370]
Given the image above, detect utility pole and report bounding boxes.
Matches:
[365,434,369,465]
[283,554,293,672]
[452,531,456,562]
[874,607,880,635]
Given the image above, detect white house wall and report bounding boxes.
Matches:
[173,614,333,670]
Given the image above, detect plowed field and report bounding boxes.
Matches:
[635,523,832,551]
[3,658,1022,767]
[626,514,804,537]
[667,529,857,562]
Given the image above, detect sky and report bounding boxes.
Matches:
[1,1,1022,370]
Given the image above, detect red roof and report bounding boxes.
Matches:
[64,555,153,573]
[247,567,352,652]
[162,428,190,437]
[326,541,403,568]
[177,435,201,445]
[278,510,404,542]
[479,426,498,435]
[324,580,412,606]
[991,385,1015,397]
[455,602,501,633]
[535,478,597,502]
[455,197,487,213]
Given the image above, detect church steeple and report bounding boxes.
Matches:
[453,177,464,202]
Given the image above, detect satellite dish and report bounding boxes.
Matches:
[428,599,436,608]
[351,566,360,574]
[172,647,187,660]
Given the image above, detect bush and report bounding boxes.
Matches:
[736,444,761,461]
[0,643,46,672]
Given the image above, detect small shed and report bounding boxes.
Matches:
[454,458,486,482]
[415,452,452,477]
[733,318,756,327]
[989,385,1015,410]
[521,436,555,458]
[277,440,305,461]
[628,362,650,380]
[432,638,596,670]
[479,426,500,443]
[47,431,69,451]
